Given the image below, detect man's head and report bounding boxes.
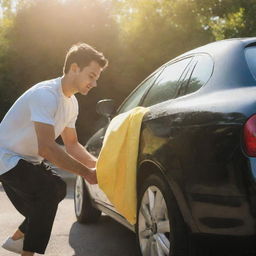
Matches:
[63,43,108,95]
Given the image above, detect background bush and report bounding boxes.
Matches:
[0,0,255,143]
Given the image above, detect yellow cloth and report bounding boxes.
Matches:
[96,107,149,225]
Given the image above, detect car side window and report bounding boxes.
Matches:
[245,46,256,80]
[142,58,192,107]
[179,54,214,96]
[117,69,162,113]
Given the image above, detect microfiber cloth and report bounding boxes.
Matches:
[96,107,149,225]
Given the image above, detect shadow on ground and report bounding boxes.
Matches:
[65,175,139,256]
[69,215,140,256]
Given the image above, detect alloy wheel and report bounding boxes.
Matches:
[75,176,84,216]
[138,185,171,256]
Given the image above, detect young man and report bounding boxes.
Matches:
[0,43,108,255]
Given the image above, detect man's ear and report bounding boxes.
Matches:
[70,63,80,73]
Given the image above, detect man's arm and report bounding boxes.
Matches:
[34,122,97,184]
[61,127,97,168]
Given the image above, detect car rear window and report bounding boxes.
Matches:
[245,46,256,80]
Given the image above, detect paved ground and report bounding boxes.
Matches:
[0,173,140,256]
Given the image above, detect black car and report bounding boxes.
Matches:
[74,38,256,256]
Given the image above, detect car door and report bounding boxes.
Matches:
[88,56,196,208]
[86,67,165,156]
[90,57,197,208]
[87,68,165,207]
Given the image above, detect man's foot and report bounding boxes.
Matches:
[12,228,24,240]
[21,251,34,256]
[2,237,24,254]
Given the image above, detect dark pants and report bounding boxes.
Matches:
[0,159,67,254]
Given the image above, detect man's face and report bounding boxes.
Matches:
[74,61,102,95]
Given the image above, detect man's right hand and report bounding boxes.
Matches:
[82,168,98,185]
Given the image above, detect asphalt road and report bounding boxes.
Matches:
[0,175,140,256]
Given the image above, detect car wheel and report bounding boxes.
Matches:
[74,175,101,223]
[136,174,188,256]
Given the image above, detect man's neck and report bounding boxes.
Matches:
[61,75,76,98]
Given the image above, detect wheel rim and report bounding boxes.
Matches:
[75,176,84,216]
[138,186,171,256]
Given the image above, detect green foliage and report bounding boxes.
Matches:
[195,0,256,39]
[0,6,14,113]
[0,0,256,141]
[109,0,211,97]
[0,0,121,141]
[0,0,13,18]
[208,8,245,40]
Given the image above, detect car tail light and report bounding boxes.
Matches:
[244,114,256,157]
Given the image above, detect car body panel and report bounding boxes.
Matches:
[139,87,256,235]
[84,38,256,238]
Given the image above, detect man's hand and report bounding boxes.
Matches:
[82,169,98,185]
[82,168,98,185]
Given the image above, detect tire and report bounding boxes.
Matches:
[74,175,101,223]
[136,173,189,256]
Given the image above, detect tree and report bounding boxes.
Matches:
[194,0,256,39]
[0,0,121,142]
[109,0,211,91]
[1,0,256,141]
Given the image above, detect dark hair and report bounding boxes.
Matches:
[63,43,108,74]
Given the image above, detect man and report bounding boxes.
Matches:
[0,43,108,255]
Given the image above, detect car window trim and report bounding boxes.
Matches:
[176,53,215,97]
[141,56,194,106]
[116,66,164,114]
[177,58,198,96]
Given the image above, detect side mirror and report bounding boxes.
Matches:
[96,99,116,119]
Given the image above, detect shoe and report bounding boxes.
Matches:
[2,237,24,254]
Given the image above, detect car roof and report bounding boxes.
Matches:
[167,37,256,91]
[175,37,256,59]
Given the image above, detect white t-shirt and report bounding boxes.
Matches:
[0,77,78,175]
